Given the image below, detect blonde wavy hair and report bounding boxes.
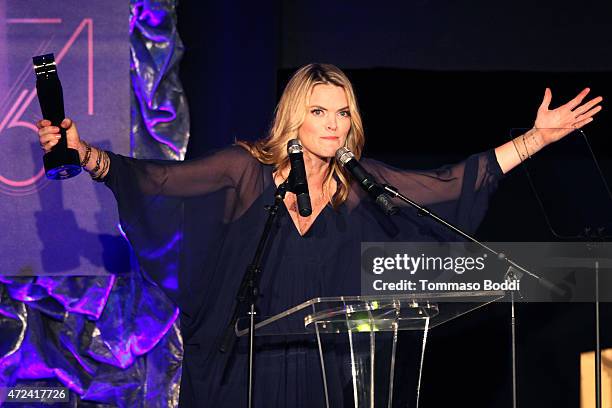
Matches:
[237,63,365,209]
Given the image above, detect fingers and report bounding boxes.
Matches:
[38,125,60,136]
[37,117,72,139]
[40,132,60,143]
[37,121,62,152]
[35,118,72,129]
[38,126,61,148]
[572,95,603,116]
[37,117,80,152]
[39,132,61,152]
[40,134,61,150]
[36,119,51,129]
[574,117,594,129]
[538,88,552,111]
[575,104,603,123]
[565,88,590,110]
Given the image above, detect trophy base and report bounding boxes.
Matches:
[44,147,82,180]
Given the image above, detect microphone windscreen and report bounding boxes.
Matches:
[287,138,302,154]
[335,147,353,166]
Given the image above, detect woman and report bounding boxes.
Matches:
[37,63,602,407]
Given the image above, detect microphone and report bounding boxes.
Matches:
[287,139,312,217]
[335,147,398,215]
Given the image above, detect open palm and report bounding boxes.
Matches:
[535,88,603,145]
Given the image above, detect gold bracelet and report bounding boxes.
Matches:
[88,147,103,176]
[521,134,531,159]
[92,151,110,182]
[513,136,527,161]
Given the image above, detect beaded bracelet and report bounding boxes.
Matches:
[80,141,92,167]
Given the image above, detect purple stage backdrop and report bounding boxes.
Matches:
[0,0,129,277]
[0,1,186,406]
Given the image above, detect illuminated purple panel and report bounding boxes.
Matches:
[0,1,185,406]
[0,0,129,277]
[0,0,188,406]
[0,1,6,99]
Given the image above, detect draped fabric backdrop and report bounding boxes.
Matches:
[0,0,188,406]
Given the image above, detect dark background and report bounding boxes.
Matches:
[177,1,612,406]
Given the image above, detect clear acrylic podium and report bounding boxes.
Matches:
[237,291,504,408]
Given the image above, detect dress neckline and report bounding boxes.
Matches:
[281,200,330,237]
[266,165,333,237]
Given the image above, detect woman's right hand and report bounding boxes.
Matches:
[36,118,82,155]
[36,118,110,178]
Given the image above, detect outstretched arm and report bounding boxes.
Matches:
[495,88,603,174]
[36,117,252,196]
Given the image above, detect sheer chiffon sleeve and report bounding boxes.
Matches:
[105,145,256,198]
[361,149,504,235]
[102,146,262,309]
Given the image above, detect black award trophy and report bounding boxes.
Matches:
[33,53,81,179]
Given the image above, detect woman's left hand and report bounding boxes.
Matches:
[534,88,603,146]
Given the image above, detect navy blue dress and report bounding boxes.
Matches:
[104,146,503,407]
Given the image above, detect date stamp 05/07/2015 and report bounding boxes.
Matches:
[1,387,69,403]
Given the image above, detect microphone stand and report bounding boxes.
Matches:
[584,234,605,408]
[381,183,565,408]
[382,184,563,294]
[219,179,289,408]
[595,259,601,408]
